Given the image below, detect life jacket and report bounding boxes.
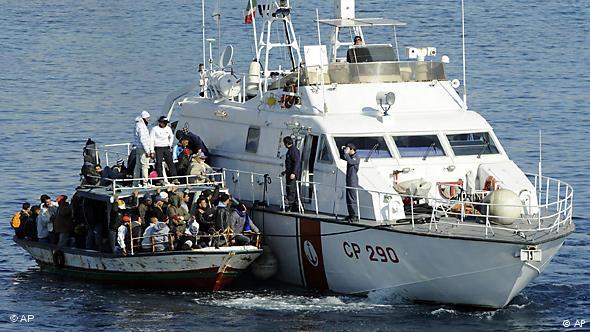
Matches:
[10,212,22,229]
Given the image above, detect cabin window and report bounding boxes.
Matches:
[317,135,333,164]
[446,132,499,156]
[392,135,446,158]
[347,45,398,63]
[333,136,391,159]
[245,127,261,153]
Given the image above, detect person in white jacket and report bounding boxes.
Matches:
[150,116,177,184]
[133,111,154,186]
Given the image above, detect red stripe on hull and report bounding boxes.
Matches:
[299,218,329,290]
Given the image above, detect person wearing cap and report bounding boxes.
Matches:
[188,151,213,183]
[115,215,132,255]
[341,143,360,222]
[150,116,178,185]
[133,111,154,186]
[150,192,168,222]
[282,136,301,212]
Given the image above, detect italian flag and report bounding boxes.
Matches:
[244,0,257,24]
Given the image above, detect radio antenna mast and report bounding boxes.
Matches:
[461,0,468,110]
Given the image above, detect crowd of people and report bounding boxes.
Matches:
[81,111,212,188]
[12,186,260,255]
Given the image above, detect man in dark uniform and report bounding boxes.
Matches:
[341,144,360,222]
[283,136,301,212]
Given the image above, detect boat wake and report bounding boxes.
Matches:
[193,291,394,313]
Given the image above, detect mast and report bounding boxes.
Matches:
[461,0,468,109]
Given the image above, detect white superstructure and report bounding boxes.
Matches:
[163,0,574,308]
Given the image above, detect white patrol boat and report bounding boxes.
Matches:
[161,0,573,308]
[14,143,262,291]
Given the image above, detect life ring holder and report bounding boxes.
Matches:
[281,84,298,109]
[483,176,497,191]
[52,250,65,268]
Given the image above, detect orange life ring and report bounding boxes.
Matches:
[483,176,497,191]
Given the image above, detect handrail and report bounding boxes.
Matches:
[216,167,573,238]
[109,171,226,194]
[293,174,573,236]
[121,229,262,256]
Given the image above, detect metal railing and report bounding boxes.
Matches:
[217,168,573,238]
[121,225,261,256]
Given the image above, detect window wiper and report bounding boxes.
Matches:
[365,143,380,162]
[477,139,490,159]
[422,143,436,160]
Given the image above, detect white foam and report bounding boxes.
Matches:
[194,293,392,313]
[430,308,457,316]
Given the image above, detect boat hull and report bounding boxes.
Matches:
[253,209,571,308]
[14,238,262,291]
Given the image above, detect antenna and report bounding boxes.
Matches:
[212,0,221,60]
[249,0,259,60]
[461,0,468,110]
[201,0,206,67]
[538,129,542,181]
[316,8,328,114]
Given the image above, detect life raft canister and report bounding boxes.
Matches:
[483,176,497,191]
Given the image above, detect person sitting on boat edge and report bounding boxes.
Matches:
[54,195,75,249]
[11,202,31,239]
[213,193,233,247]
[141,217,170,252]
[229,203,259,246]
[194,196,216,237]
[178,216,206,250]
[282,136,301,212]
[188,151,213,184]
[133,111,154,187]
[150,116,179,185]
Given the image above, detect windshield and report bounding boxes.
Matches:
[347,45,398,63]
[392,135,445,158]
[333,136,391,159]
[446,132,499,156]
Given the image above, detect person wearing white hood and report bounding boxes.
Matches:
[133,111,154,187]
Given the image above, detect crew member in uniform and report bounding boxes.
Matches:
[341,144,360,222]
[282,136,301,212]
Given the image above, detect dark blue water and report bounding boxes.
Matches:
[1,0,588,331]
